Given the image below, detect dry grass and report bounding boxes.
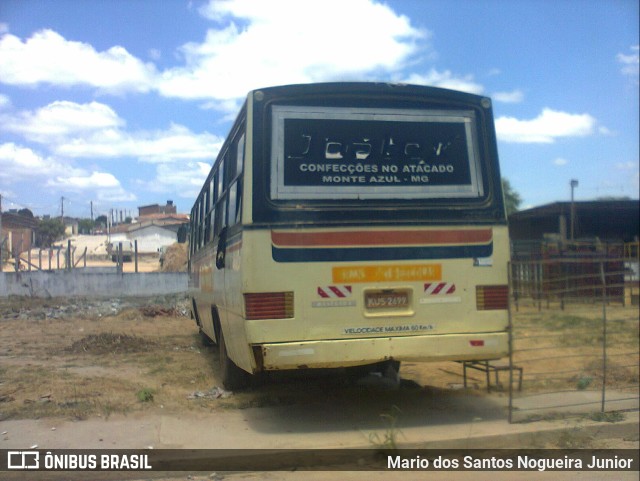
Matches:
[0,298,637,421]
[512,303,639,392]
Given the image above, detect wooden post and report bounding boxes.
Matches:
[118,242,123,274]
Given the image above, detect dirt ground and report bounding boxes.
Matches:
[1,298,637,481]
[0,297,637,440]
[0,295,481,422]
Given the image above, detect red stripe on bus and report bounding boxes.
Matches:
[271,229,492,248]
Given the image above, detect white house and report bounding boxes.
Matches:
[128,223,182,253]
[108,214,189,254]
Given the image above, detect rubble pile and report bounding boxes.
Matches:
[160,243,188,272]
[0,295,190,321]
[66,332,157,355]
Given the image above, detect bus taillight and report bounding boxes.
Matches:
[244,292,294,320]
[476,285,509,310]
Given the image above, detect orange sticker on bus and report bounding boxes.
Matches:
[332,264,442,283]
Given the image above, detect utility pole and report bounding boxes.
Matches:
[60,196,65,221]
[570,179,579,241]
[90,201,94,222]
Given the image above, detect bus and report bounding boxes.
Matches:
[189,82,509,389]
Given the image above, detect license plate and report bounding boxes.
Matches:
[365,291,410,309]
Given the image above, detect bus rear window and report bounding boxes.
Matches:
[270,106,484,201]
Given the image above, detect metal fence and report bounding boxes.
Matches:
[4,240,142,273]
[507,258,639,423]
[4,239,88,272]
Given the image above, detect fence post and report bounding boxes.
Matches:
[599,261,607,413]
[67,240,72,270]
[508,261,515,423]
[117,242,123,274]
[134,240,138,273]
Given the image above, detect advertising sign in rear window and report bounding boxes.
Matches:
[270,106,484,200]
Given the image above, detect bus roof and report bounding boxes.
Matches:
[248,82,491,105]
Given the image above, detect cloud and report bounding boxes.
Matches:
[553,157,569,166]
[617,45,639,79]
[616,161,638,171]
[54,123,223,163]
[495,108,596,143]
[47,171,120,189]
[144,161,212,199]
[0,2,449,105]
[94,187,137,203]
[0,142,135,201]
[0,142,71,179]
[492,89,524,104]
[0,93,10,109]
[403,69,483,94]
[0,101,123,143]
[0,29,157,93]
[0,101,222,163]
[157,0,428,100]
[45,170,136,203]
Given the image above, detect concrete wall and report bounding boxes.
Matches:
[0,269,188,298]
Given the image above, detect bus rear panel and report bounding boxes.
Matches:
[190,83,509,386]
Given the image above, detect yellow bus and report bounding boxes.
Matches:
[189,83,509,389]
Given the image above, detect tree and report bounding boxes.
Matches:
[18,208,34,218]
[78,218,96,234]
[502,178,522,216]
[36,218,65,247]
[95,215,108,228]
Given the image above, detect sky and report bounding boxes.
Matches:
[0,0,638,219]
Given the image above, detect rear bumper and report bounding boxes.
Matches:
[256,332,508,370]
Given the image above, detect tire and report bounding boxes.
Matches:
[218,328,250,390]
[345,360,401,383]
[198,328,214,346]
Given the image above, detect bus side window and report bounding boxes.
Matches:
[225,146,236,186]
[204,183,211,243]
[215,195,227,238]
[227,131,244,226]
[189,209,196,255]
[196,200,203,249]
[217,162,225,199]
[208,172,218,242]
[228,182,238,226]
[236,133,245,176]
[235,181,242,224]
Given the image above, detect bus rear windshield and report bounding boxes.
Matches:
[270,106,483,201]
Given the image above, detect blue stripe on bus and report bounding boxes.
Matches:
[271,243,493,263]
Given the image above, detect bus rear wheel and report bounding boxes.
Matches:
[218,328,250,390]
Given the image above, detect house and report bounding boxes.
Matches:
[0,211,38,260]
[62,217,79,237]
[508,200,639,302]
[109,213,189,254]
[509,200,639,244]
[138,201,177,218]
